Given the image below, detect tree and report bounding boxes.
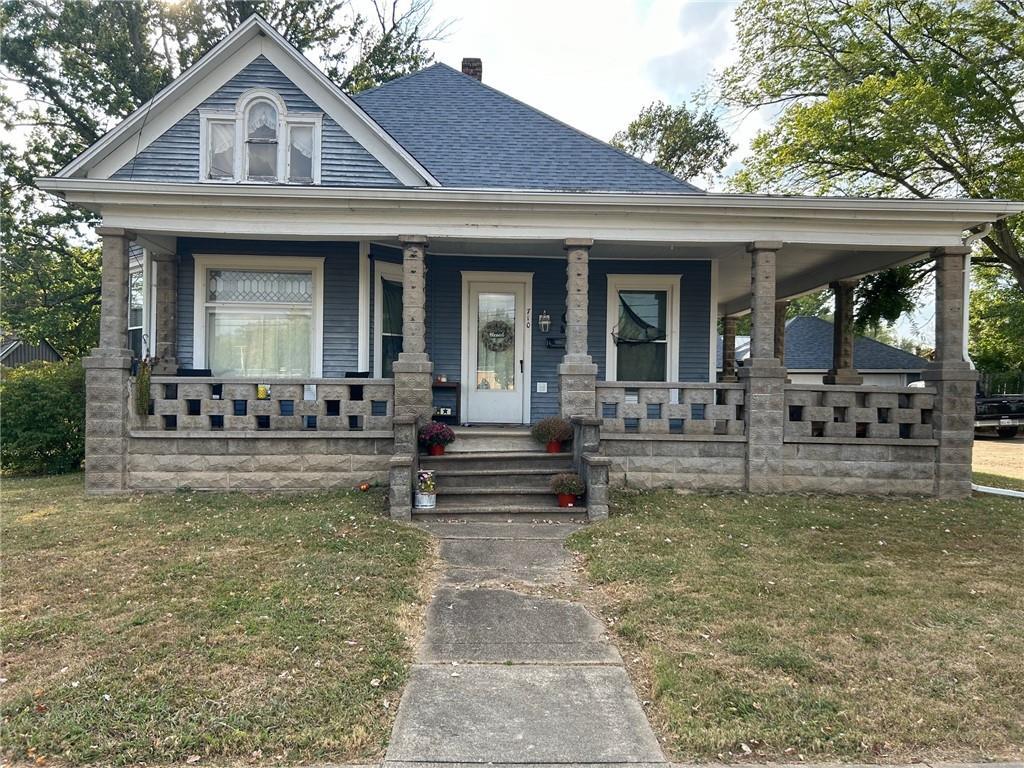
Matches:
[0,0,447,358]
[969,265,1024,372]
[721,0,1024,318]
[612,101,736,186]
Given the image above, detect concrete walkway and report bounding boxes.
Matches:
[384,519,666,767]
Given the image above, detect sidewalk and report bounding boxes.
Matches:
[383,519,664,766]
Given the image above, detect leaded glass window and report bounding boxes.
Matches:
[207,270,313,304]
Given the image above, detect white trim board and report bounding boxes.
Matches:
[459,271,534,425]
[372,259,403,378]
[191,253,325,377]
[605,274,682,382]
[60,15,436,187]
[358,241,371,372]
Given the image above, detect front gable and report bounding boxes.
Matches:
[60,15,436,188]
[111,56,402,187]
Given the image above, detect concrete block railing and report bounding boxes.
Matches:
[595,382,746,437]
[133,376,394,434]
[784,384,936,442]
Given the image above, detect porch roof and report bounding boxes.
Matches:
[37,177,1022,315]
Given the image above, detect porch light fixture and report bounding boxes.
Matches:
[538,309,551,333]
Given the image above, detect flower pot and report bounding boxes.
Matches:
[414,491,436,509]
[557,493,576,508]
[545,440,563,454]
[428,444,445,456]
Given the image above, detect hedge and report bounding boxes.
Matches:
[1,360,86,475]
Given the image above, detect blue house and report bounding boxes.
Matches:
[39,16,1021,511]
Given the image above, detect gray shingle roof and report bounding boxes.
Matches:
[354,64,702,193]
[716,316,928,370]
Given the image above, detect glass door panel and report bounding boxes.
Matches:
[476,292,517,391]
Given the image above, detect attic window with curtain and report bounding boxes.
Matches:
[200,89,322,184]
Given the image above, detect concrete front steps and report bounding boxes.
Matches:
[417,446,585,520]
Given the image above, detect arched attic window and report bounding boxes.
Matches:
[201,89,321,184]
[245,98,279,180]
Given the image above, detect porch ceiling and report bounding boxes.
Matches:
[366,236,929,316]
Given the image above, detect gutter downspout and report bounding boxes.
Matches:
[961,223,992,368]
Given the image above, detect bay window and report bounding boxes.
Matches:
[193,255,324,377]
[200,89,322,184]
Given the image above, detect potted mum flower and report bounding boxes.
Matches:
[415,470,437,509]
[419,421,456,456]
[530,416,573,453]
[550,472,585,508]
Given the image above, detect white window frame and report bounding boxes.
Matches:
[373,260,404,378]
[128,249,154,358]
[199,88,322,185]
[192,254,325,377]
[605,274,681,382]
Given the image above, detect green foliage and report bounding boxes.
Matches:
[612,101,736,185]
[0,361,86,475]
[722,0,1024,314]
[970,265,1024,372]
[0,0,446,358]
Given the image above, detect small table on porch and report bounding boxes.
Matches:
[431,380,461,425]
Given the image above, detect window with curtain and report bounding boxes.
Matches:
[245,99,279,180]
[204,268,314,377]
[614,290,668,381]
[380,277,403,377]
[202,91,321,184]
[128,269,145,358]
[207,120,235,179]
[288,123,314,182]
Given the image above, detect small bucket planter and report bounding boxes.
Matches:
[531,417,573,454]
[550,472,585,508]
[419,421,456,456]
[415,470,437,509]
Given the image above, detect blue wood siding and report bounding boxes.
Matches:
[176,244,712,421]
[176,239,360,376]
[424,256,712,422]
[113,56,401,187]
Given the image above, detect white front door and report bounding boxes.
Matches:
[463,273,532,424]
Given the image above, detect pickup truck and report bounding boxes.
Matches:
[975,392,1024,439]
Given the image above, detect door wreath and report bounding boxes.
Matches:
[480,319,515,352]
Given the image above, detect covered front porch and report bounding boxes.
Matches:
[65,183,1009,508]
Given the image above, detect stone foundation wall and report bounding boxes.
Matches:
[781,440,936,494]
[126,435,393,491]
[603,436,747,490]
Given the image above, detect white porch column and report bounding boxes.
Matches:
[151,251,178,374]
[922,245,976,498]
[83,227,135,494]
[824,279,863,385]
[559,238,599,418]
[392,235,434,420]
[720,315,739,382]
[739,241,787,492]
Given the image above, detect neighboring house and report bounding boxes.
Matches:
[0,331,62,368]
[38,16,1022,510]
[718,316,928,387]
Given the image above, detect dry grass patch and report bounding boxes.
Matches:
[1,474,432,766]
[567,489,1024,763]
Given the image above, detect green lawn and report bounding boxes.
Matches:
[1,474,433,766]
[568,489,1024,763]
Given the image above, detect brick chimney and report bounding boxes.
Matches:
[461,57,482,81]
